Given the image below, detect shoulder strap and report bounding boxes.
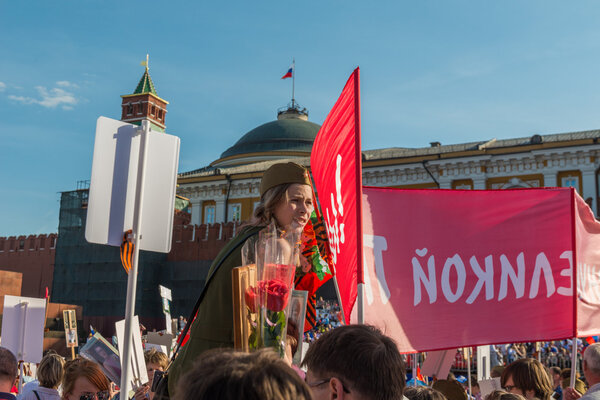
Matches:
[32,391,41,400]
[169,226,261,361]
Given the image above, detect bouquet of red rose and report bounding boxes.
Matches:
[243,222,300,356]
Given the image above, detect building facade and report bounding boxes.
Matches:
[179,130,600,225]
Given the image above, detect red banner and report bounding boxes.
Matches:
[311,68,362,324]
[361,186,600,352]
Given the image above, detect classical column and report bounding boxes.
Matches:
[190,199,202,226]
[215,199,226,223]
[472,177,486,190]
[543,171,557,188]
[582,169,596,214]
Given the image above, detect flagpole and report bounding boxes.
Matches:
[292,58,295,108]
[332,275,346,324]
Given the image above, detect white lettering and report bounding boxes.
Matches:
[412,248,437,306]
[498,253,525,300]
[441,254,466,303]
[557,251,573,296]
[466,255,494,304]
[363,234,390,305]
[529,252,556,298]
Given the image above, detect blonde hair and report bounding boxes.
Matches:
[248,184,291,227]
[37,353,65,389]
[144,348,168,370]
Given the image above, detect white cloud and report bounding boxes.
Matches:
[56,80,79,89]
[0,82,5,92]
[7,84,79,110]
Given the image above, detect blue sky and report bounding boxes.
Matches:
[3,1,600,236]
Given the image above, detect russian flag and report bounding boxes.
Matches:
[281,66,293,79]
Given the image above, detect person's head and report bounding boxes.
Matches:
[432,380,467,400]
[491,366,505,379]
[37,352,65,389]
[583,343,600,385]
[501,358,553,400]
[485,390,527,400]
[302,324,406,400]
[62,358,110,400]
[549,367,561,387]
[0,348,17,391]
[173,348,312,400]
[144,348,168,383]
[253,162,313,231]
[404,386,447,400]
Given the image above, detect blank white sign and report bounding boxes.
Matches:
[85,116,180,253]
[1,295,46,363]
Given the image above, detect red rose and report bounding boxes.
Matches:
[244,286,259,313]
[262,279,290,312]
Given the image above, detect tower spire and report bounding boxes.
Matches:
[120,56,169,132]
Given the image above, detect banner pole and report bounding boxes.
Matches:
[413,354,418,387]
[570,337,577,388]
[357,283,364,324]
[120,119,151,399]
[332,276,346,325]
[467,347,472,399]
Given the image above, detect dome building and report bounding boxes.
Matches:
[178,103,319,226]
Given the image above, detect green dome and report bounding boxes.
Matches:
[220,118,321,159]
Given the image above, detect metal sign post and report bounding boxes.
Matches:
[17,302,28,394]
[120,120,151,399]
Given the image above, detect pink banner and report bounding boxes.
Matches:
[362,187,583,352]
[311,68,363,324]
[575,195,600,337]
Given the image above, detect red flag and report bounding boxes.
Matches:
[310,68,362,324]
[586,337,595,345]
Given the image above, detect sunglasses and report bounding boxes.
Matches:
[79,391,111,400]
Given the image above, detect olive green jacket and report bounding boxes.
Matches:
[167,225,262,395]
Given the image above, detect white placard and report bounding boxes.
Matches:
[421,349,456,379]
[159,285,172,301]
[1,296,46,363]
[479,378,502,398]
[145,343,168,354]
[115,316,148,388]
[146,332,174,357]
[85,116,180,253]
[477,345,491,381]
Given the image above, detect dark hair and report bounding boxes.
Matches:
[405,386,447,400]
[173,348,311,400]
[549,366,561,376]
[0,348,17,382]
[302,324,406,400]
[501,358,553,400]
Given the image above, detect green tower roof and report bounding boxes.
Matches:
[134,68,158,96]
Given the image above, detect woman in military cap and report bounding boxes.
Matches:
[166,162,313,395]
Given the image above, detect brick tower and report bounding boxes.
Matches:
[120,56,168,132]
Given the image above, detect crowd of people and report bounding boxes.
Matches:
[0,327,597,400]
[5,162,597,400]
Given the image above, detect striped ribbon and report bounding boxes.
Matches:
[119,230,134,274]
